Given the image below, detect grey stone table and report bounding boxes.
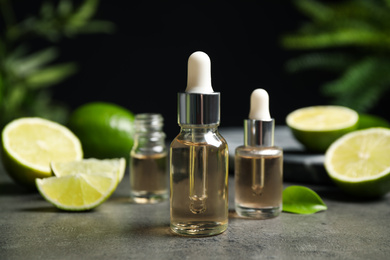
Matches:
[1,127,390,259]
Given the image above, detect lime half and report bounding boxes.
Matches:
[1,117,83,189]
[324,128,390,197]
[286,106,359,152]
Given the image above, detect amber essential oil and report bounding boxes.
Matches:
[130,152,168,203]
[170,130,229,236]
[235,146,283,218]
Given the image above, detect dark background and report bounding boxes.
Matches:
[17,1,389,140]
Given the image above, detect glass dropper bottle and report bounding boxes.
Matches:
[170,51,229,236]
[129,113,168,203]
[234,88,283,219]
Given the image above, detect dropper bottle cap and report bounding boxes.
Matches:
[244,89,275,147]
[178,51,220,125]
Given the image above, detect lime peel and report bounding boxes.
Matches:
[67,102,134,160]
[357,114,390,130]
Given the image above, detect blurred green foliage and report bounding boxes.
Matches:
[282,0,390,113]
[0,0,114,127]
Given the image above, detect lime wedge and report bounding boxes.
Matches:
[51,158,126,184]
[286,106,359,152]
[36,173,117,211]
[324,128,390,197]
[1,117,83,189]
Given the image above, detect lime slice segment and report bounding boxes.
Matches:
[51,158,126,183]
[324,128,390,197]
[286,106,359,152]
[1,117,83,188]
[36,173,117,211]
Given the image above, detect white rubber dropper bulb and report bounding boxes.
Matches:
[185,51,214,93]
[249,88,271,120]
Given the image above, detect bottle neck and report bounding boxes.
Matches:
[244,119,274,147]
[132,113,166,151]
[179,123,219,132]
[178,92,220,125]
[134,113,164,133]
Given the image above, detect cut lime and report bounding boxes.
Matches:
[286,106,359,152]
[36,172,117,211]
[1,117,83,189]
[51,158,126,184]
[324,128,390,197]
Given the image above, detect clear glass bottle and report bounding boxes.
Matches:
[170,51,229,236]
[130,113,168,203]
[235,89,283,219]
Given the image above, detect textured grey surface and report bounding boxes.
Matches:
[1,127,390,259]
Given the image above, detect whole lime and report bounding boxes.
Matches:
[68,102,135,160]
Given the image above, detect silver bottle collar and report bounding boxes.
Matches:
[244,119,274,147]
[178,92,220,125]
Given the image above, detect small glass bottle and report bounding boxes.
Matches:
[130,113,168,203]
[235,89,283,219]
[170,51,229,236]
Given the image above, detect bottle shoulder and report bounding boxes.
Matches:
[170,131,228,149]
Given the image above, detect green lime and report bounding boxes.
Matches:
[1,117,83,189]
[68,102,135,160]
[324,128,390,198]
[286,106,359,152]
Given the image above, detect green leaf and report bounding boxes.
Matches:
[64,20,115,36]
[285,52,355,73]
[25,63,78,89]
[57,0,74,18]
[321,57,390,112]
[8,47,59,77]
[294,0,333,22]
[69,0,99,26]
[39,1,55,20]
[283,186,327,214]
[282,28,390,49]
